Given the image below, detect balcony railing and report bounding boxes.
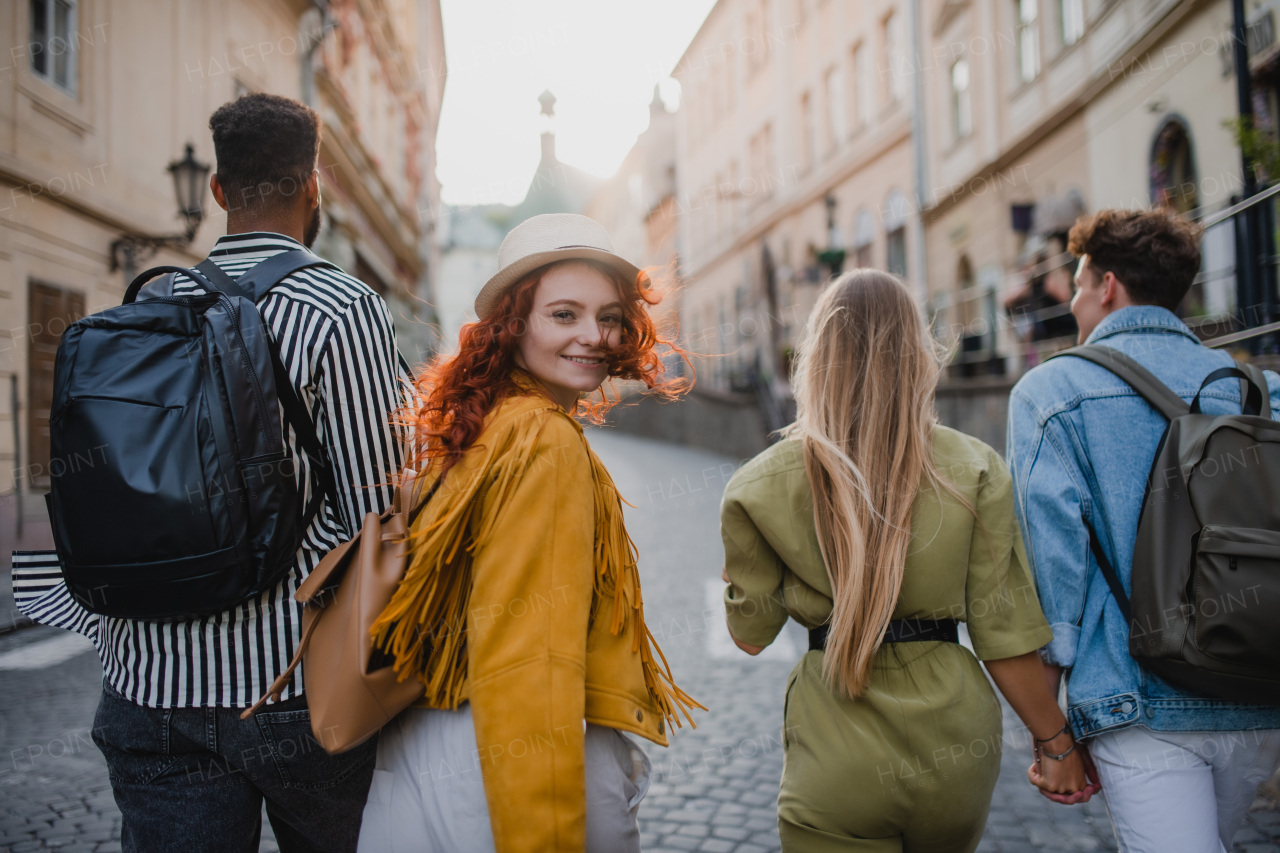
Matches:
[929,184,1280,380]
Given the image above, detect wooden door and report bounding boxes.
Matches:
[27,282,84,489]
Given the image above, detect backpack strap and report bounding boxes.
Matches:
[1240,363,1272,419]
[1053,345,1178,626]
[194,254,342,531]
[1190,366,1266,417]
[212,249,337,302]
[123,265,220,304]
[1052,345,1190,421]
[1084,518,1132,625]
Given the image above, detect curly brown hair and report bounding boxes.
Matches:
[209,93,320,215]
[1067,208,1203,311]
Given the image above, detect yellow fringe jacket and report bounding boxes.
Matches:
[371,379,702,853]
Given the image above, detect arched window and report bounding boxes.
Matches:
[1150,119,1198,214]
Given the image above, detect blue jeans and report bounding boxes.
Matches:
[92,682,376,852]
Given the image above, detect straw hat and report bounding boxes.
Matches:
[474,213,642,318]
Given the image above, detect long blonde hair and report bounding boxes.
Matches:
[782,270,950,699]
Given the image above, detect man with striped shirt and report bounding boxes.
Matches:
[13,94,405,851]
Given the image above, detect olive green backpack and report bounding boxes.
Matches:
[1058,345,1280,704]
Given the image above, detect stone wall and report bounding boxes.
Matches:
[609,379,1018,460]
[606,388,771,461]
[935,378,1016,456]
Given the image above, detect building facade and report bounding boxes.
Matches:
[672,0,921,408]
[0,0,445,532]
[921,0,1243,374]
[668,0,1256,400]
[585,87,682,349]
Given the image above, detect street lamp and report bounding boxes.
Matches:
[110,143,211,275]
[815,193,846,279]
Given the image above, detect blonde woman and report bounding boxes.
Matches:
[720,270,1094,851]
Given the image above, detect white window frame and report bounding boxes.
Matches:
[1017,0,1040,84]
[29,0,79,95]
[951,58,972,140]
[1059,0,1084,47]
[884,13,907,104]
[824,66,846,153]
[800,91,815,172]
[852,43,873,129]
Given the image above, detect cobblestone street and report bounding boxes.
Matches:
[1,428,1278,851]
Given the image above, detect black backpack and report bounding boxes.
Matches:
[1057,345,1280,703]
[46,250,339,620]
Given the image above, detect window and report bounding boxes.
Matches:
[1150,119,1198,214]
[1059,0,1084,46]
[883,13,907,104]
[885,190,910,277]
[713,172,724,236]
[728,159,740,228]
[851,43,873,129]
[724,49,735,112]
[747,0,769,75]
[951,59,972,140]
[800,92,815,172]
[1017,0,1040,83]
[29,0,78,93]
[823,67,845,154]
[762,123,775,197]
[748,123,776,204]
[886,228,907,277]
[853,208,876,268]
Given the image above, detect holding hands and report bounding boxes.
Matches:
[1028,729,1102,804]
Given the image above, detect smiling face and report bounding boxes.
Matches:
[514,261,624,410]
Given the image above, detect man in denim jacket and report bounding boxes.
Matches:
[1007,208,1280,851]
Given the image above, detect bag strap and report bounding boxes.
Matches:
[1242,363,1272,419]
[194,254,341,528]
[241,610,322,718]
[1051,346,1154,624]
[1083,518,1132,624]
[1191,366,1265,417]
[240,473,440,718]
[205,249,338,303]
[1052,345,1189,421]
[123,265,219,304]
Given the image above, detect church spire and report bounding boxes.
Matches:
[538,90,557,164]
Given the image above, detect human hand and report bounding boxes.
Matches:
[721,565,730,584]
[1027,741,1101,804]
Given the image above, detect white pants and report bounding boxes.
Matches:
[1088,726,1280,853]
[357,703,651,852]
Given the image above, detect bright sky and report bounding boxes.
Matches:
[435,0,717,206]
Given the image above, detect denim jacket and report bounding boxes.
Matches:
[1007,306,1280,738]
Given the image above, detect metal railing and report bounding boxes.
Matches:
[929,184,1280,377]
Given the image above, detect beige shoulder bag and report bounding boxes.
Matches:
[242,473,433,754]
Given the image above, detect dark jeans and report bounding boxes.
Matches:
[92,682,376,853]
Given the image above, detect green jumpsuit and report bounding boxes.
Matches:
[721,427,1053,852]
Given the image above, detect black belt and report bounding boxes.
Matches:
[808,618,959,652]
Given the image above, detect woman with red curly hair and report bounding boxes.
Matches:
[358,214,703,853]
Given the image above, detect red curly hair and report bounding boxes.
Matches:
[404,259,690,478]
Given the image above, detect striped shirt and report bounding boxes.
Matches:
[12,232,406,708]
